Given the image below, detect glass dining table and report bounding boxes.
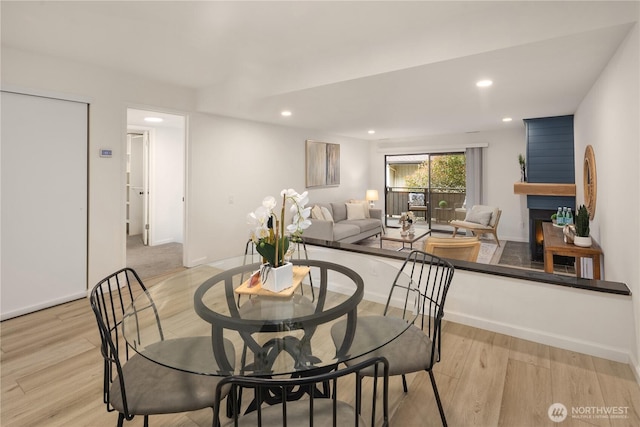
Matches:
[122,258,419,378]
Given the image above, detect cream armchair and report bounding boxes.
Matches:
[450,205,502,246]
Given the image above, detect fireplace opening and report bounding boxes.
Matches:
[529,209,573,265]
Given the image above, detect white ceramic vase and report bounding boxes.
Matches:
[260,262,293,292]
[573,236,592,248]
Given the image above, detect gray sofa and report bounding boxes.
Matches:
[302,202,384,243]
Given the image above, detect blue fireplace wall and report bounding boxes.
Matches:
[524,115,576,210]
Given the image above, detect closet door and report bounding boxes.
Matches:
[1,91,88,319]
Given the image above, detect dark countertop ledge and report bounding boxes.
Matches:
[303,238,631,296]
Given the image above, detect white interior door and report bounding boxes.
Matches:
[127,132,149,244]
[1,91,88,320]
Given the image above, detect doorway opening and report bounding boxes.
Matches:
[125,108,185,279]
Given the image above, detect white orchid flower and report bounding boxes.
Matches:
[262,196,276,211]
[248,206,270,225]
[287,217,311,234]
[281,188,297,198]
[247,189,312,266]
[296,191,309,206]
[298,218,312,229]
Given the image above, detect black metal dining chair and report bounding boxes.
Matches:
[90,268,234,427]
[330,250,455,427]
[213,356,389,426]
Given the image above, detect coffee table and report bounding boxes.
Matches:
[380,227,431,251]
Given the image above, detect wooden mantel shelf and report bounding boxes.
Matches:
[513,182,576,196]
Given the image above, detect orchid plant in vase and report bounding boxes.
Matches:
[247,189,311,269]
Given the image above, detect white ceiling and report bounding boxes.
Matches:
[2,1,638,140]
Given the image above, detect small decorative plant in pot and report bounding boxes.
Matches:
[247,189,311,291]
[438,200,448,209]
[518,154,527,182]
[573,204,592,247]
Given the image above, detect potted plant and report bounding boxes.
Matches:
[573,204,592,247]
[247,189,311,291]
[518,154,527,182]
[438,200,448,208]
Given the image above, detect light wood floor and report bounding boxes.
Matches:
[1,269,639,427]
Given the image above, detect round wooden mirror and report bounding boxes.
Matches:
[583,145,597,220]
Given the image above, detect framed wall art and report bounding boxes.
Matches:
[305,140,340,187]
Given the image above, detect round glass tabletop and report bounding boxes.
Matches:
[122,257,418,376]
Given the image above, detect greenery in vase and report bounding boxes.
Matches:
[575,204,590,237]
[518,154,526,181]
[518,154,526,168]
[247,189,311,267]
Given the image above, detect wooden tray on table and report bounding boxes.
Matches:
[234,266,310,298]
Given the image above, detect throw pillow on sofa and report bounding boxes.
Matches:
[311,205,325,220]
[346,202,366,220]
[348,199,370,218]
[320,206,334,222]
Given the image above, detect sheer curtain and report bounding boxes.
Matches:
[465,147,484,208]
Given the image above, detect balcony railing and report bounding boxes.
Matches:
[385,187,466,229]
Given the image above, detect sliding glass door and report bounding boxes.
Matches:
[385,152,466,232]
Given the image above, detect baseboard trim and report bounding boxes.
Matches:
[445,309,632,364]
[630,353,640,385]
[0,291,87,321]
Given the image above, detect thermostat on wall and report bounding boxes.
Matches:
[99,148,113,158]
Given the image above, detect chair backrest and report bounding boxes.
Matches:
[384,250,454,366]
[424,236,481,262]
[89,268,162,415]
[492,209,502,228]
[214,356,389,426]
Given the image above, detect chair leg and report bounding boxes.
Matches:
[401,374,408,393]
[117,413,124,427]
[143,415,149,427]
[356,374,363,414]
[429,370,447,427]
[492,231,500,246]
[452,227,458,237]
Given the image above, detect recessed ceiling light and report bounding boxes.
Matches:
[502,117,513,122]
[476,79,493,88]
[281,110,292,117]
[368,130,375,134]
[144,117,163,123]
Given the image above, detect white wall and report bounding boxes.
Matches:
[574,24,640,375]
[371,127,529,242]
[186,113,370,266]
